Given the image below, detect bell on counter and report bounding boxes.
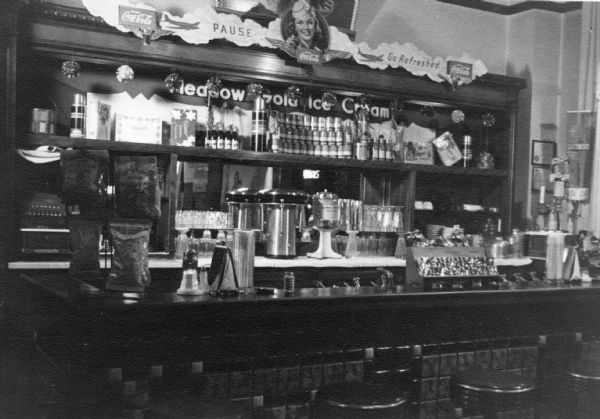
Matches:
[307,190,343,259]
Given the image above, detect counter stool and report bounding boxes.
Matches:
[312,382,407,418]
[451,370,536,418]
[567,357,600,418]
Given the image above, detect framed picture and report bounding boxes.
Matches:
[531,166,552,191]
[531,140,556,166]
[215,0,360,36]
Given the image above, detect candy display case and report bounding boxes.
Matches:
[406,246,501,292]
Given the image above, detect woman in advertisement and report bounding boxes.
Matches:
[283,0,330,51]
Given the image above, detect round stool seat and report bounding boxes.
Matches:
[313,383,407,419]
[569,357,600,381]
[454,370,536,394]
[568,357,600,417]
[452,370,536,417]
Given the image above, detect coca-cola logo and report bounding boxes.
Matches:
[447,61,473,79]
[119,7,155,28]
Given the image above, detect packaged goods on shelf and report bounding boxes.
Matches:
[85,97,111,140]
[432,131,463,166]
[170,108,197,146]
[403,142,434,165]
[115,114,162,144]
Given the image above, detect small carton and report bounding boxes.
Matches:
[170,109,197,147]
[432,131,462,166]
[85,99,111,140]
[115,114,162,144]
[404,141,434,165]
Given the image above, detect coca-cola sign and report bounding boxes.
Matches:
[119,6,156,30]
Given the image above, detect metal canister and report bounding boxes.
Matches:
[257,189,308,259]
[70,94,86,138]
[490,237,508,258]
[31,108,56,134]
[225,187,261,230]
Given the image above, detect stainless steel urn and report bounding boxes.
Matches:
[225,187,261,230]
[257,189,308,259]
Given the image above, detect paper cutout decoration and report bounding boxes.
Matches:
[81,0,488,85]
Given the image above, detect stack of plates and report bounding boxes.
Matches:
[425,224,444,240]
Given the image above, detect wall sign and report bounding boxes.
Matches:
[82,0,488,85]
[176,80,391,119]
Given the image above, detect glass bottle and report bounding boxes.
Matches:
[251,96,267,152]
[231,126,240,150]
[482,217,497,255]
[385,137,393,161]
[195,124,207,147]
[548,206,558,231]
[372,136,380,161]
[207,128,217,149]
[224,125,232,149]
[216,122,225,149]
[70,94,86,138]
[283,271,295,295]
[355,132,369,161]
[462,135,473,167]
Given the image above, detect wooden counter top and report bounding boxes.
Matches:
[20,271,600,359]
[20,271,597,314]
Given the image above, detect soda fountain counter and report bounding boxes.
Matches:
[11,266,600,418]
[8,254,534,288]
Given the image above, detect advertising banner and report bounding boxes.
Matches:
[83,0,487,85]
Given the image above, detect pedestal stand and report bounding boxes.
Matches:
[307,228,342,259]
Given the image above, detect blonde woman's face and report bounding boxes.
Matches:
[294,13,315,45]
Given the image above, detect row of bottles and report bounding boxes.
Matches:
[197,123,240,150]
[273,106,394,160]
[274,130,393,160]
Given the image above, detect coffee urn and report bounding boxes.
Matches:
[225,187,261,230]
[257,189,308,258]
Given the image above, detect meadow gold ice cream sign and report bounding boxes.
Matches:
[83,0,487,85]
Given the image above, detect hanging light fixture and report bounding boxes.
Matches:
[321,91,338,107]
[207,75,223,96]
[164,72,184,93]
[61,60,81,79]
[246,82,265,97]
[286,85,303,101]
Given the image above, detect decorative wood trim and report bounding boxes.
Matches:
[437,0,582,15]
[27,1,107,26]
